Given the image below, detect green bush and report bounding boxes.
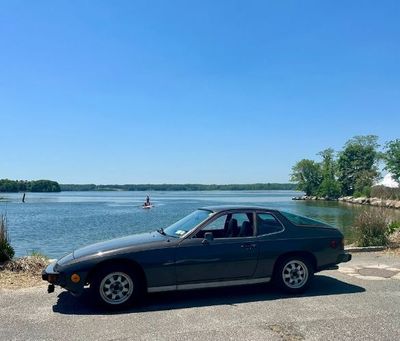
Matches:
[0,215,14,262]
[388,221,400,235]
[353,210,389,247]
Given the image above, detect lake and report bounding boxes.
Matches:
[1,191,400,258]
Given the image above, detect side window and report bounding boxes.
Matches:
[194,215,228,238]
[203,215,226,231]
[256,213,284,235]
[194,212,255,238]
[232,213,254,237]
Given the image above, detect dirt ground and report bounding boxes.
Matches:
[0,270,44,289]
[0,255,50,290]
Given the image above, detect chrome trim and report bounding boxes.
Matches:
[255,211,286,237]
[147,285,176,293]
[147,277,270,293]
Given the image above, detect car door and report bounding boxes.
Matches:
[252,212,287,278]
[175,212,259,284]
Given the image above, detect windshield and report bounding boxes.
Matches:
[163,209,213,237]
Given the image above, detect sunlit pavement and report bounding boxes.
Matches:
[1,252,400,341]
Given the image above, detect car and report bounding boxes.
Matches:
[43,206,351,308]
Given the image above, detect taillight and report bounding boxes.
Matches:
[330,240,337,248]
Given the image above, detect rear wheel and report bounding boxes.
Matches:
[274,256,314,294]
[90,265,144,309]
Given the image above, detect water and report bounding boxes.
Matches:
[1,191,400,258]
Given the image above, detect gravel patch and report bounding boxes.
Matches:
[0,256,50,290]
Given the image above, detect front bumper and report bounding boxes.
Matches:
[42,261,62,293]
[42,262,60,284]
[42,261,87,295]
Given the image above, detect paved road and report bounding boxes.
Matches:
[1,252,400,341]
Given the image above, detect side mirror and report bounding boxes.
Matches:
[202,232,214,245]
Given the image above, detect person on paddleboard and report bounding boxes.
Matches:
[144,195,151,207]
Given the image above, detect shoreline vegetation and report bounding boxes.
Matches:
[290,135,400,246]
[0,179,60,193]
[0,179,297,193]
[293,194,400,210]
[291,135,400,201]
[59,183,297,191]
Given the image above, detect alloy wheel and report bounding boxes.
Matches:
[281,260,309,289]
[99,272,134,305]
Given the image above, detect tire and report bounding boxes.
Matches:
[274,256,314,294]
[90,265,144,309]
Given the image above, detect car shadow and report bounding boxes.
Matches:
[52,274,365,315]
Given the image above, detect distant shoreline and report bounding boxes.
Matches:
[60,183,297,192]
[0,179,297,193]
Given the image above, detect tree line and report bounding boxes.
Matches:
[291,135,400,198]
[0,179,61,192]
[60,183,297,191]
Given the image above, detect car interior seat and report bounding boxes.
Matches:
[239,221,253,237]
[226,218,239,237]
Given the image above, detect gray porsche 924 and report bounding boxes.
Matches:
[43,206,351,308]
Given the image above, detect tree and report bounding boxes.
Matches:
[317,148,341,198]
[337,135,380,196]
[385,139,400,183]
[291,159,322,196]
[0,179,61,193]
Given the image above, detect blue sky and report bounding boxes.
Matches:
[1,1,399,184]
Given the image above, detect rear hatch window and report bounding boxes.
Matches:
[281,211,333,228]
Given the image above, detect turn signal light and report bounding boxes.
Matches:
[71,274,81,283]
[48,275,57,283]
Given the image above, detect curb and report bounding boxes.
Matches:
[345,246,387,253]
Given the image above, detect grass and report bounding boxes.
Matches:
[353,209,390,247]
[28,250,49,260]
[353,208,400,247]
[0,214,14,262]
[388,221,400,234]
[370,185,400,200]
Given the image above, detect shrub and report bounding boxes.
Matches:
[388,221,400,235]
[353,209,390,247]
[370,186,400,200]
[0,214,15,262]
[3,255,49,275]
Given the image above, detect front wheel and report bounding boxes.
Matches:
[90,265,144,309]
[274,256,314,294]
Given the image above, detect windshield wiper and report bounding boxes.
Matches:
[157,228,166,235]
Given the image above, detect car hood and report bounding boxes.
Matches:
[72,231,168,259]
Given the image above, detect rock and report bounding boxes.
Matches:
[387,200,395,208]
[370,198,379,206]
[353,197,367,204]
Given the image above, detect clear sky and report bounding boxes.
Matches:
[1,1,399,184]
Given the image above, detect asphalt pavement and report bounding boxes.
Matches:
[1,252,400,341]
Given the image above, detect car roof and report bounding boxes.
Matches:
[200,205,279,213]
